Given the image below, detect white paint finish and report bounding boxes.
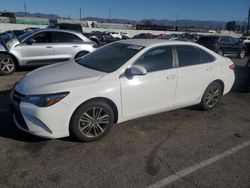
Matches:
[12,40,235,138]
[175,62,216,107]
[147,141,250,188]
[120,69,177,119]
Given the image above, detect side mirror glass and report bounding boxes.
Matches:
[125,65,147,78]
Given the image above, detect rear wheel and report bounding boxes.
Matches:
[70,101,114,142]
[238,49,246,59]
[200,82,223,111]
[0,54,16,75]
[218,49,224,56]
[74,51,89,61]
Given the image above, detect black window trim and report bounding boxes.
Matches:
[130,45,176,73]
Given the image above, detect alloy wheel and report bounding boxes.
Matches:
[0,56,15,73]
[78,107,110,138]
[204,84,221,108]
[239,50,245,59]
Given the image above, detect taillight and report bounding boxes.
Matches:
[229,64,235,70]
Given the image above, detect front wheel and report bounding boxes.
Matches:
[0,54,16,75]
[200,82,223,111]
[70,101,114,142]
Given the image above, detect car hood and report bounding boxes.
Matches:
[15,61,106,95]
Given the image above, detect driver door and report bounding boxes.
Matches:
[18,31,54,65]
[120,46,177,120]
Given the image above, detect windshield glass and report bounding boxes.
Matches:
[77,43,143,73]
[18,30,36,42]
[0,32,15,44]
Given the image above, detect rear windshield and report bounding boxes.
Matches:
[198,36,219,43]
[77,43,143,73]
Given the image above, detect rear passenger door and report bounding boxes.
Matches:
[52,31,84,62]
[174,45,216,108]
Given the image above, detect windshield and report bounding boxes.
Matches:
[18,30,36,42]
[77,43,143,73]
[0,32,15,44]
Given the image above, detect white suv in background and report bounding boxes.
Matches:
[0,29,97,75]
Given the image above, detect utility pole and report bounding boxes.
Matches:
[109,8,111,22]
[24,1,27,16]
[247,7,250,34]
[80,8,81,20]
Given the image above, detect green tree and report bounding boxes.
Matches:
[225,21,237,31]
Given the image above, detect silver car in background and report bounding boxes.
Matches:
[0,29,97,75]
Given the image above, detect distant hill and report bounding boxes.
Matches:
[13,12,233,29]
[14,12,60,19]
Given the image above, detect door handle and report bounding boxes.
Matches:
[46,46,52,48]
[72,45,79,48]
[166,75,176,79]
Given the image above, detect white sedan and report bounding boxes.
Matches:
[10,39,235,142]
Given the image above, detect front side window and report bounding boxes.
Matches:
[176,46,202,67]
[26,32,52,43]
[53,32,83,43]
[78,43,143,73]
[134,46,173,72]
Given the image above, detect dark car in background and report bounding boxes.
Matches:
[197,35,247,58]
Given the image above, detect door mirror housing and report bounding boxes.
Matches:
[125,65,147,78]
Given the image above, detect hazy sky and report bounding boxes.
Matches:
[0,0,249,21]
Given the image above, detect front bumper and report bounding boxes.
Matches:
[10,90,71,139]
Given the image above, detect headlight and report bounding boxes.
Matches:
[23,92,69,107]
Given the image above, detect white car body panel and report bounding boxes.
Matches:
[12,39,235,139]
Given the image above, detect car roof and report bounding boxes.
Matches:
[118,39,193,47]
[37,28,82,35]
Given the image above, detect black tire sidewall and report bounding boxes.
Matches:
[0,54,16,75]
[201,82,222,111]
[70,101,114,142]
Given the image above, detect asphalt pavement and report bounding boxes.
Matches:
[0,57,249,188]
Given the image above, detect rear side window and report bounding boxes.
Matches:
[53,32,83,43]
[176,46,201,67]
[134,46,173,72]
[199,49,215,63]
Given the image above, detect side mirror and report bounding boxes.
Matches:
[125,65,147,78]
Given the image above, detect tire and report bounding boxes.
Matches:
[217,49,224,56]
[238,49,246,59]
[200,81,223,111]
[70,100,114,142]
[0,54,16,75]
[74,51,89,61]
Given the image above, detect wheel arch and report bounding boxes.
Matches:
[74,50,90,59]
[209,79,225,94]
[0,51,19,66]
[70,97,119,124]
